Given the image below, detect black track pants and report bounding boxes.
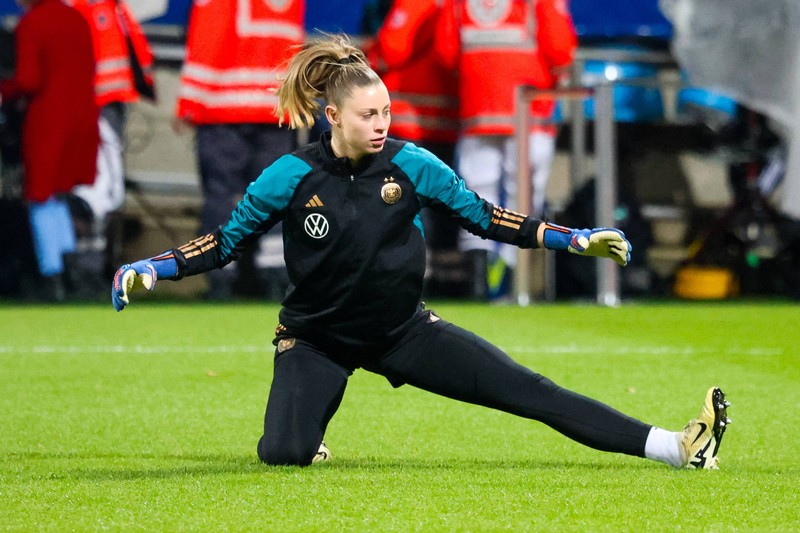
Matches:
[257,312,652,466]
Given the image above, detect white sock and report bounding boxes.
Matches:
[644,427,683,467]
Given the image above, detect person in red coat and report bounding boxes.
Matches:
[436,0,577,300]
[0,0,99,299]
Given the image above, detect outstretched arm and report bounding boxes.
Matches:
[399,142,632,266]
[111,231,231,311]
[111,154,308,311]
[454,205,631,266]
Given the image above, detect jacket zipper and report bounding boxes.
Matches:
[349,174,357,217]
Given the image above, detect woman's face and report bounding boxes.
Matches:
[326,82,391,163]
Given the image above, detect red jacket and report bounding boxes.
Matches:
[369,0,459,143]
[176,0,305,125]
[68,0,156,107]
[0,0,98,202]
[436,0,576,136]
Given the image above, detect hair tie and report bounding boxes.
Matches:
[337,55,358,65]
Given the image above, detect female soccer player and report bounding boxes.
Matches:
[112,35,729,469]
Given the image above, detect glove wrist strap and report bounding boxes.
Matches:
[542,223,573,250]
[146,253,179,280]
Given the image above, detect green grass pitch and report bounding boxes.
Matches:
[1,301,798,531]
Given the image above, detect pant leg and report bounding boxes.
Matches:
[28,196,75,276]
[498,132,556,221]
[373,313,652,457]
[55,197,77,256]
[249,124,295,299]
[529,131,556,219]
[196,124,255,297]
[249,123,296,172]
[494,133,556,266]
[457,135,505,254]
[72,115,125,222]
[196,124,253,235]
[257,339,350,466]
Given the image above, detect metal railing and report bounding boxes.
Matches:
[514,83,620,306]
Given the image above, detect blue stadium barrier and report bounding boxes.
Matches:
[580,46,665,123]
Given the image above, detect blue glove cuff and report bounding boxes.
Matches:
[542,223,573,250]
[133,253,178,280]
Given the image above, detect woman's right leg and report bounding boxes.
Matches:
[257,339,350,466]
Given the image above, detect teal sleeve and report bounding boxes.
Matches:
[392,143,542,248]
[218,155,311,260]
[392,143,492,231]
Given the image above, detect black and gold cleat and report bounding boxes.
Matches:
[312,441,331,464]
[680,386,732,469]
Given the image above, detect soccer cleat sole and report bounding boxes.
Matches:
[709,387,732,460]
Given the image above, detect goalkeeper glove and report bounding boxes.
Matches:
[542,223,632,266]
[111,254,178,312]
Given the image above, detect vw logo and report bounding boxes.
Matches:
[304,213,329,239]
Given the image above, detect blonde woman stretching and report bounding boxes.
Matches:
[111,35,730,468]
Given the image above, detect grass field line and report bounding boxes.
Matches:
[504,344,783,357]
[0,344,266,354]
[0,343,784,357]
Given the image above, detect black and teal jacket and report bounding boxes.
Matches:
[172,132,542,350]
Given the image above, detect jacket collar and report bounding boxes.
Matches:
[318,130,377,175]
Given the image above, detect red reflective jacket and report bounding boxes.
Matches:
[436,0,576,136]
[369,0,459,143]
[176,0,305,125]
[68,0,155,107]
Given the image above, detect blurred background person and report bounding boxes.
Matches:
[366,0,463,296]
[66,0,156,297]
[69,0,155,153]
[173,0,305,300]
[360,0,393,35]
[436,0,577,300]
[0,14,31,299]
[0,0,99,301]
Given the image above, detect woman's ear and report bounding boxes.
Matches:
[325,105,340,127]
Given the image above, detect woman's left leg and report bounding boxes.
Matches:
[373,312,652,457]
